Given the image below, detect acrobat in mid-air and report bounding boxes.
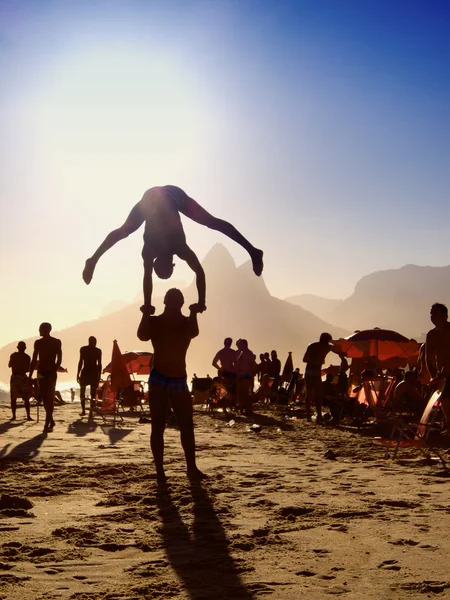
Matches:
[82,185,264,313]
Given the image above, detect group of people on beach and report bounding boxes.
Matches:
[7,184,450,482]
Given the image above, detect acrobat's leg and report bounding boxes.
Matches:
[179,195,264,276]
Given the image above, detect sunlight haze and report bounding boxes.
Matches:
[1,0,449,351]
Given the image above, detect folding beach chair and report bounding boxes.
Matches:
[95,379,123,426]
[355,376,397,424]
[374,390,447,466]
[191,376,214,406]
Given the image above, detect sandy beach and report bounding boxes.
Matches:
[1,400,450,600]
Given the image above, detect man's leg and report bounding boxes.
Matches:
[170,390,205,480]
[179,196,264,276]
[88,382,97,418]
[23,393,32,420]
[305,379,312,421]
[10,392,17,420]
[314,378,324,422]
[149,386,169,481]
[79,384,86,415]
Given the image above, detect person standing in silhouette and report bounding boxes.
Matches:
[235,339,257,416]
[212,337,237,379]
[8,341,33,421]
[303,333,343,423]
[82,185,264,316]
[29,323,62,432]
[77,336,102,418]
[138,288,204,483]
[426,303,450,432]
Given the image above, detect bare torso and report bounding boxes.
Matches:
[426,323,450,376]
[9,352,31,376]
[35,337,62,372]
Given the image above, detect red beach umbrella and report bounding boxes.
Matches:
[103,350,153,376]
[333,328,420,363]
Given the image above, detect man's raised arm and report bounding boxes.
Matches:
[177,245,206,313]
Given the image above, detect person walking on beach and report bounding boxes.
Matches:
[137,288,204,483]
[303,333,343,423]
[29,323,62,432]
[426,303,450,432]
[82,185,264,316]
[77,336,102,418]
[8,341,33,421]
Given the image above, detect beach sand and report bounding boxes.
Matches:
[1,401,450,599]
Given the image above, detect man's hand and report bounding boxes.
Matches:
[189,303,206,314]
[140,304,155,315]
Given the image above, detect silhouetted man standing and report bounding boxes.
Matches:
[9,341,32,421]
[212,337,237,378]
[77,336,102,418]
[303,333,342,423]
[83,185,263,316]
[29,323,62,432]
[426,303,450,432]
[138,288,204,483]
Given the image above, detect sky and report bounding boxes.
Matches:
[0,0,449,348]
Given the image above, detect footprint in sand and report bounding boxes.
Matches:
[378,559,401,571]
[328,523,348,533]
[389,539,419,546]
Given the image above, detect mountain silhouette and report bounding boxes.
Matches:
[298,265,450,340]
[285,294,343,323]
[0,244,348,383]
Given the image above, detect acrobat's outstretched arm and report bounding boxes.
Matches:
[177,245,206,312]
[83,203,145,284]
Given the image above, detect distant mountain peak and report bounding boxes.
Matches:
[201,243,236,271]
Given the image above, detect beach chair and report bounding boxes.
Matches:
[374,390,447,466]
[191,376,214,406]
[94,379,123,426]
[354,376,397,424]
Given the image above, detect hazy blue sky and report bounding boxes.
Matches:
[0,0,449,347]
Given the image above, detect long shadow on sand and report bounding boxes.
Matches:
[1,432,47,460]
[0,420,23,435]
[156,483,255,600]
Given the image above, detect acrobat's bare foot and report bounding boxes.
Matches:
[82,258,96,285]
[187,467,207,481]
[251,248,264,277]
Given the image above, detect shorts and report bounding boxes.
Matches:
[10,375,31,398]
[80,373,99,388]
[149,369,189,392]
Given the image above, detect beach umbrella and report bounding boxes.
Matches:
[281,352,294,383]
[109,340,133,392]
[333,328,420,363]
[103,350,153,376]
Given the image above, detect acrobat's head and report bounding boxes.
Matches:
[164,288,184,311]
[17,341,26,352]
[154,254,175,280]
[88,336,97,347]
